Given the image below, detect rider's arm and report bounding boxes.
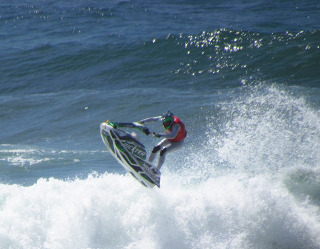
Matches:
[139,116,162,124]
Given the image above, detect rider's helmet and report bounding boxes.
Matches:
[162,111,174,130]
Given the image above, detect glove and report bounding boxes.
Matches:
[143,127,150,135]
[134,121,149,135]
[151,132,161,138]
[110,122,119,129]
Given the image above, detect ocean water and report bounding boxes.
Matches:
[1,0,320,248]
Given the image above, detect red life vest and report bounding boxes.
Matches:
[165,116,187,143]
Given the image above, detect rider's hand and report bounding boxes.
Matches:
[151,132,161,138]
[112,122,119,128]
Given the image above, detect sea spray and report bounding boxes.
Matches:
[209,84,320,174]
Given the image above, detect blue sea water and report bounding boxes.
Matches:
[1,0,320,248]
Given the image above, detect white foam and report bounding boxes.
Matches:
[0,170,319,249]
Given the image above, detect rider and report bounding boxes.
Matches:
[139,111,187,173]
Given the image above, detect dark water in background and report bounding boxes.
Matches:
[1,0,320,248]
